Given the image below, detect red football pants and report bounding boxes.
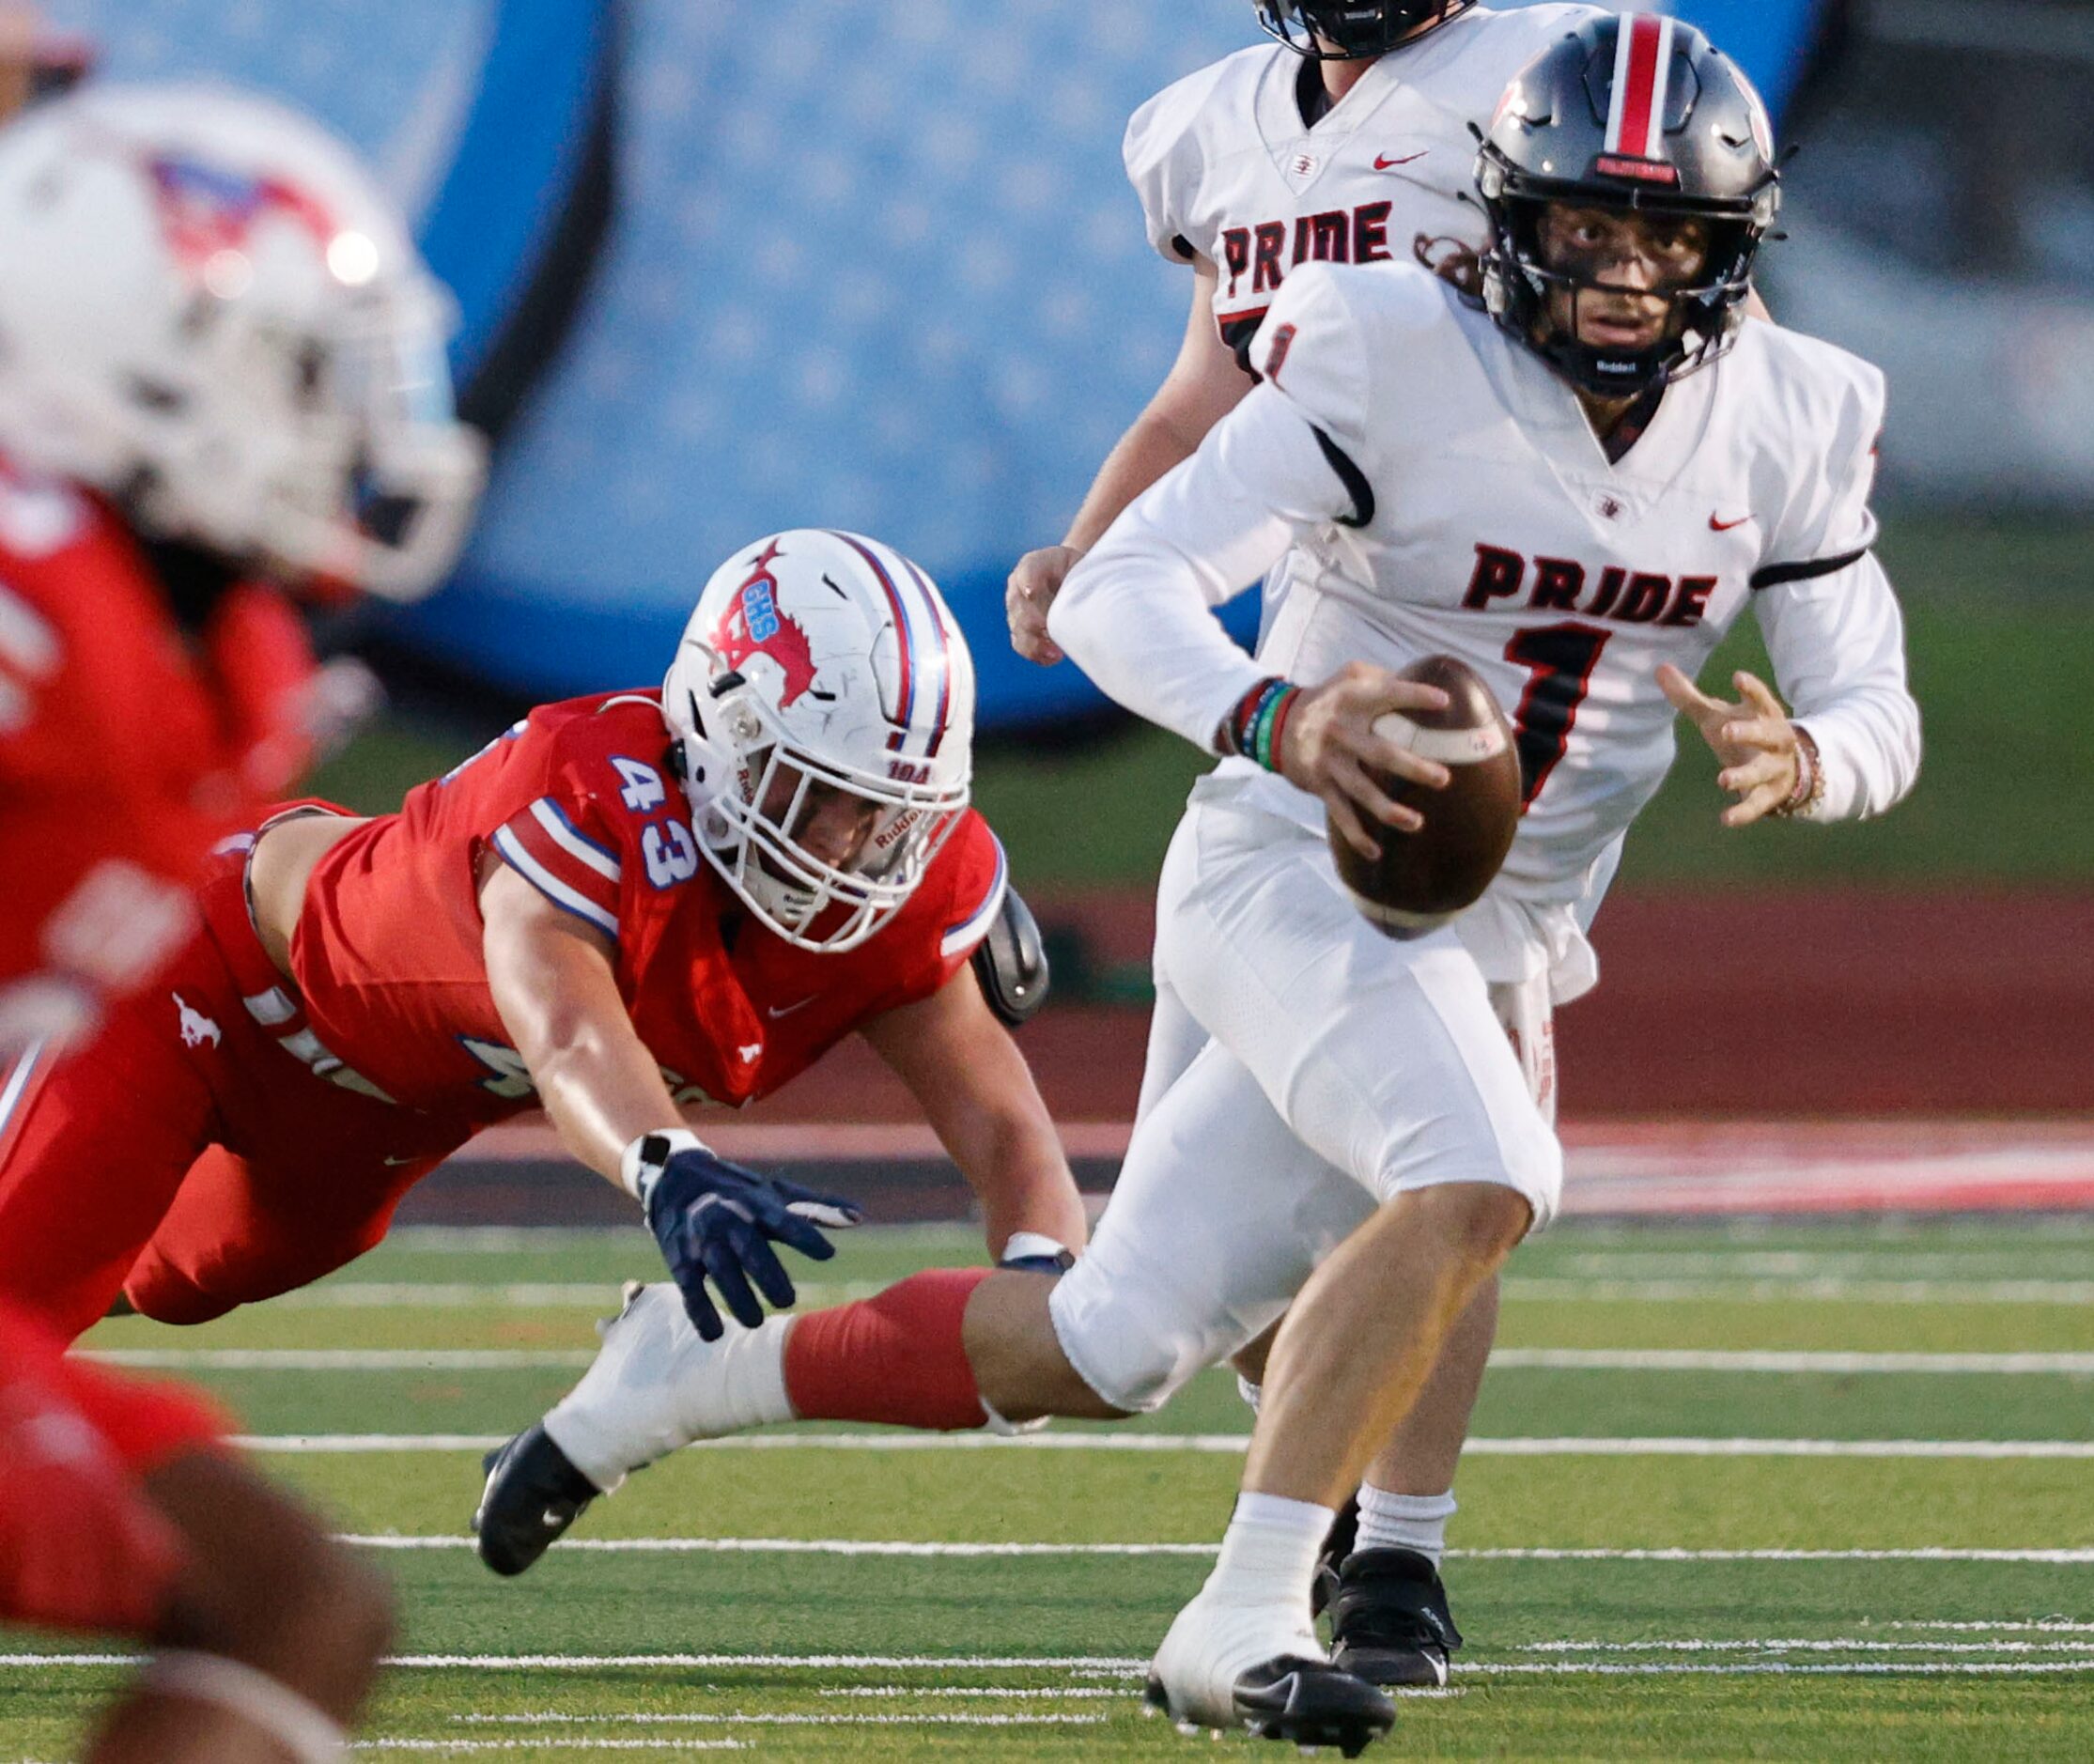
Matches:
[0,1298,226,1634]
[0,856,473,1341]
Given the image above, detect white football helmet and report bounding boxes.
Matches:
[664,530,976,953]
[0,82,485,599]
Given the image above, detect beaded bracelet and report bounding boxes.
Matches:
[1770,725,1824,819]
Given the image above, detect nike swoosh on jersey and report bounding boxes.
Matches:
[766,998,818,1019]
[1373,151,1428,170]
[1709,513,1753,532]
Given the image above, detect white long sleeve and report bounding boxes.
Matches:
[1755,551,1921,821]
[1047,384,1349,752]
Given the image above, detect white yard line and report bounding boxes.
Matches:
[86,1349,595,1370]
[1464,1660,2094,1677]
[1457,1546,2094,1563]
[816,1687,1127,1698]
[1551,1250,2094,1277]
[336,1536,2094,1564]
[1486,1349,2094,1374]
[242,1431,2094,1458]
[359,1751,741,1757]
[1505,1277,2094,1304]
[0,1652,1147,1672]
[1520,1639,2094,1654]
[235,1275,2094,1308]
[343,1535,1215,1555]
[454,1712,1105,1726]
[90,1345,2094,1375]
[273,1284,641,1309]
[268,1282,885,1309]
[14,1649,2094,1684]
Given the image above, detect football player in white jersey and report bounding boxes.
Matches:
[475,15,1916,1750]
[1009,0,1611,1687]
[1042,13,1917,1746]
[1009,0,1607,660]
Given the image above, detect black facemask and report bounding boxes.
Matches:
[1254,0,1471,61]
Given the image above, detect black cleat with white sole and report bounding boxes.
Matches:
[473,1423,603,1577]
[1328,1547,1464,1689]
[1231,1655,1394,1756]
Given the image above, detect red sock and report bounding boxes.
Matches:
[783,1267,990,1431]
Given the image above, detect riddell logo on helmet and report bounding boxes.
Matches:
[1593,154,1681,186]
[712,539,820,707]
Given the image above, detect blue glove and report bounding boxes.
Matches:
[628,1132,862,1340]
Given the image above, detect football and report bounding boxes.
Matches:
[1327,654,1522,935]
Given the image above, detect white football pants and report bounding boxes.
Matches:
[1050,782,1562,1415]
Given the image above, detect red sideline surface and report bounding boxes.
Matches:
[1020,886,2094,1118]
[452,887,2094,1216]
[462,1117,2094,1217]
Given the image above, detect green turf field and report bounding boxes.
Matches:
[7,1216,2093,1759]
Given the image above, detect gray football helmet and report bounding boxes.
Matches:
[1475,13,1782,395]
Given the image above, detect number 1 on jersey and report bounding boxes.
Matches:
[1504,624,1610,807]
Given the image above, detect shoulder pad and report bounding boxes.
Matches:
[970,883,1050,1029]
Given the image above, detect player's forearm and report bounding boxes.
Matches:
[946,1109,1089,1261]
[526,1028,686,1187]
[1060,405,1213,554]
[481,871,683,1188]
[1761,559,1921,821]
[1794,689,1921,822]
[1052,393,1332,750]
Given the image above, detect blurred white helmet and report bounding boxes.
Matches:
[664,530,976,953]
[0,81,485,599]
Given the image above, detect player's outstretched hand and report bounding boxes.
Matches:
[1006,546,1078,665]
[1657,664,1802,828]
[1280,661,1452,860]
[644,1146,863,1340]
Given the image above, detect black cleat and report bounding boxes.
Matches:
[473,1423,602,1577]
[1329,1548,1464,1689]
[1310,1491,1361,1618]
[1233,1655,1394,1756]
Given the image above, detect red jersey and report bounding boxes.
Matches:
[0,463,320,1052]
[0,1297,225,1634]
[289,690,1008,1122]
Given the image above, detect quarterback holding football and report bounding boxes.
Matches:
[480,17,1919,1754]
[1009,0,1631,1688]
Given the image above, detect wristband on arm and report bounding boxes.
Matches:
[1770,725,1824,819]
[1215,676,1302,772]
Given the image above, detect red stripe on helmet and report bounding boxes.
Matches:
[898,554,952,759]
[1610,14,1668,161]
[827,531,948,759]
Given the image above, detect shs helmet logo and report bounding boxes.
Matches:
[710,538,820,706]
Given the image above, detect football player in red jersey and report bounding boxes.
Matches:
[0,83,485,1057]
[0,1298,393,1763]
[0,531,1085,1388]
[0,82,483,1763]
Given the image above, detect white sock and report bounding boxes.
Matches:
[546,1287,795,1491]
[1203,1492,1334,1610]
[1355,1484,1457,1568]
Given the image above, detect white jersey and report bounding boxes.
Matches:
[1049,261,1920,985]
[1125,5,1606,358]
